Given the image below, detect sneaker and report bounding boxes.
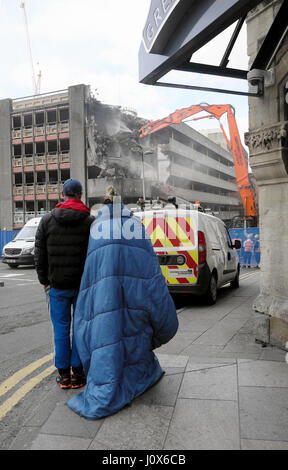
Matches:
[71,367,86,389]
[56,374,71,389]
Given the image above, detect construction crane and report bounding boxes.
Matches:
[20,1,41,95]
[139,104,257,226]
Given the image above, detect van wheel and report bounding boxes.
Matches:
[206,272,217,305]
[230,267,240,288]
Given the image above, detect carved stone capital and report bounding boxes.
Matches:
[245,122,288,181]
[245,121,288,152]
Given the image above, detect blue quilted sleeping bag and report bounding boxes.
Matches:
[66,203,178,419]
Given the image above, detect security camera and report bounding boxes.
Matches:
[248,68,275,89]
[247,69,265,87]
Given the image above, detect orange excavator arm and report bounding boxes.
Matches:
[139,104,257,218]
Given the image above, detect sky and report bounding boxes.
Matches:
[0,0,250,145]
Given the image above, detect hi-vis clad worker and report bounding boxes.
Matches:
[243,233,254,268]
[34,179,94,389]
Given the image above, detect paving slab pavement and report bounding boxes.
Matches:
[9,272,288,451]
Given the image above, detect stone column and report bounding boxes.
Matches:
[69,84,88,204]
[0,99,13,231]
[245,0,288,349]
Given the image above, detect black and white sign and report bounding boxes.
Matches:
[143,0,182,53]
[139,0,264,85]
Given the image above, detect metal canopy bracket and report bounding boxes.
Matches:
[139,0,288,97]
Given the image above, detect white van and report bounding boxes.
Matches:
[2,217,42,268]
[135,206,241,304]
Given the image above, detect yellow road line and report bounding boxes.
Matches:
[0,365,55,421]
[0,353,53,399]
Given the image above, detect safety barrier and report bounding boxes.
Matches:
[229,227,260,267]
[0,231,19,257]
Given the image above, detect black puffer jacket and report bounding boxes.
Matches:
[34,203,94,289]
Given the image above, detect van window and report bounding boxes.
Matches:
[15,225,38,240]
[207,220,221,248]
[216,223,230,250]
[225,227,233,247]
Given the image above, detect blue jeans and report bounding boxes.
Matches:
[49,288,81,370]
[243,251,252,266]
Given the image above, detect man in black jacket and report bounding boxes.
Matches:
[35,179,94,389]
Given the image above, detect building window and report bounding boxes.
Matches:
[59,108,69,122]
[14,173,23,185]
[47,140,58,154]
[59,138,69,153]
[37,201,47,213]
[47,109,57,124]
[15,201,23,212]
[24,143,33,156]
[60,169,70,182]
[23,114,32,128]
[35,111,45,126]
[13,144,22,156]
[37,171,46,183]
[26,201,35,212]
[25,172,34,184]
[12,115,21,129]
[48,170,58,183]
[36,141,45,155]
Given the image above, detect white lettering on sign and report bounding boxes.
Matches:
[143,0,179,52]
[146,23,154,41]
[162,0,171,13]
[154,8,163,27]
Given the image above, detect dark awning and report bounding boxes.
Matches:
[139,0,288,96]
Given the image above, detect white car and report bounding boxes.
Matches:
[2,217,42,268]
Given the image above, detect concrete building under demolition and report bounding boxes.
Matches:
[0,84,242,231]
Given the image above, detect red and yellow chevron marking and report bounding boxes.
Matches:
[142,214,165,248]
[142,214,198,286]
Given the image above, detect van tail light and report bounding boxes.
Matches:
[198,231,207,264]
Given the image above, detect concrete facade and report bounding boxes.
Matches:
[245,0,288,349]
[69,85,87,203]
[0,89,72,230]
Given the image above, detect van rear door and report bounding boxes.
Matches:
[165,210,198,287]
[141,211,167,282]
[141,209,198,287]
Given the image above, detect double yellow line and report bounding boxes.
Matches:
[0,354,55,420]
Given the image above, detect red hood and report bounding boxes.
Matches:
[56,199,91,214]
